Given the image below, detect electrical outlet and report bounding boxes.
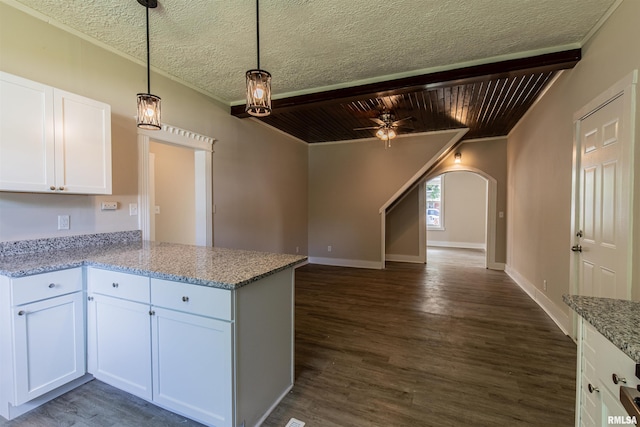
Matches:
[327,245,332,252]
[101,201,118,211]
[543,279,547,291]
[58,215,70,230]
[129,203,138,216]
[155,205,161,214]
[296,246,300,254]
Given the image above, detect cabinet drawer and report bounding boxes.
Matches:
[585,323,639,397]
[88,268,150,303]
[11,268,82,306]
[151,279,232,321]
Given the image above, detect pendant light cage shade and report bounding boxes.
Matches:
[246,69,272,117]
[137,93,161,130]
[136,0,161,130]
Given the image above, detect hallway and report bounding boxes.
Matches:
[264,248,576,426]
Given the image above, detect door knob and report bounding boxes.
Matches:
[571,245,582,252]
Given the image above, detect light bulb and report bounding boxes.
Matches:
[387,129,397,139]
[145,107,156,117]
[253,85,265,100]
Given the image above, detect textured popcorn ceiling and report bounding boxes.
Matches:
[10,0,617,104]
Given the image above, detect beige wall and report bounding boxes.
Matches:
[150,142,195,245]
[308,131,459,266]
[0,3,308,254]
[428,171,487,248]
[508,0,640,312]
[385,186,421,259]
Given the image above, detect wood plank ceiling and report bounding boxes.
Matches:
[231,49,581,143]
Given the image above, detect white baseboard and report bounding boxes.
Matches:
[385,254,425,264]
[505,265,571,335]
[487,262,505,271]
[308,256,383,269]
[427,241,486,250]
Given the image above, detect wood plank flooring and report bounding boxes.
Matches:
[0,248,576,426]
[263,248,576,426]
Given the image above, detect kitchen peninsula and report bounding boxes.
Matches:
[0,231,306,427]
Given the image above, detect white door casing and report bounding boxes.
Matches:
[137,125,215,246]
[571,71,637,301]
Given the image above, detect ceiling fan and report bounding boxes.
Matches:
[353,111,413,148]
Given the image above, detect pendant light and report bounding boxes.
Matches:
[245,0,272,117]
[136,0,161,130]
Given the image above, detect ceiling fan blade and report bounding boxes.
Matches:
[392,116,414,125]
[369,118,385,125]
[353,126,380,131]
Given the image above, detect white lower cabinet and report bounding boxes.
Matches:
[576,319,640,426]
[87,295,152,400]
[152,307,232,426]
[0,268,86,420]
[87,268,234,427]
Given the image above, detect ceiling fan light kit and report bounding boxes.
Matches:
[136,0,161,130]
[245,0,272,117]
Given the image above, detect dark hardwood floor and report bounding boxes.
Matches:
[0,248,576,426]
[263,248,576,426]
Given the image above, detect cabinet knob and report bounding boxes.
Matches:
[87,296,94,301]
[17,310,25,316]
[612,373,627,384]
[149,310,155,316]
[58,186,65,191]
[48,283,56,289]
[112,283,119,288]
[182,296,189,302]
[588,383,599,393]
[50,186,56,191]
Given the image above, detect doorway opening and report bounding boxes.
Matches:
[137,125,215,246]
[426,171,488,255]
[423,167,499,269]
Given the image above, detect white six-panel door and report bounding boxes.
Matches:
[574,72,635,301]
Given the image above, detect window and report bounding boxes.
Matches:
[426,175,443,229]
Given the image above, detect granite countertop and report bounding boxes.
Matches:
[563,294,640,363]
[0,240,307,290]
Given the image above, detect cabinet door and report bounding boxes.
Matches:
[54,89,112,194]
[12,292,84,406]
[152,307,232,427]
[87,294,152,400]
[0,72,55,192]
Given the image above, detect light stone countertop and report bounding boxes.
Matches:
[563,294,640,363]
[0,240,307,290]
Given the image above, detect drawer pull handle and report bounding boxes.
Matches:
[17,310,25,316]
[588,383,599,393]
[112,283,119,288]
[182,296,189,302]
[48,283,56,288]
[149,310,155,316]
[612,373,627,384]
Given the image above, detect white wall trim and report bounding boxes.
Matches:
[579,0,624,46]
[488,262,505,271]
[385,254,425,264]
[308,257,383,270]
[427,241,486,250]
[505,265,571,335]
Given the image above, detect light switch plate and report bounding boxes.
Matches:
[129,203,138,216]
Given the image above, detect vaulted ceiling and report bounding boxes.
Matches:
[7,0,618,143]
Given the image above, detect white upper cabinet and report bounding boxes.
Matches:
[0,72,112,194]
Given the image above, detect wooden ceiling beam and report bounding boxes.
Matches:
[230,49,580,118]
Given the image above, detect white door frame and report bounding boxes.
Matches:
[570,71,637,300]
[137,125,215,246]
